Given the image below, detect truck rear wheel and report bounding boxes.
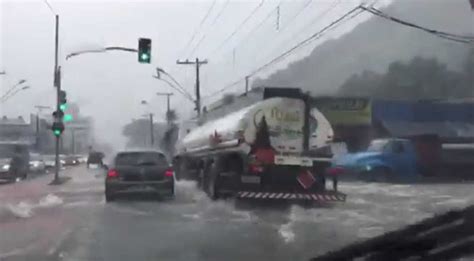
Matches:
[206,162,222,200]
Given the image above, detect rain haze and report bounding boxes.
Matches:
[1,0,391,150]
[1,1,474,260]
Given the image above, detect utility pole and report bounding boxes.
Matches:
[156,92,173,124]
[149,113,154,147]
[71,128,75,154]
[245,76,250,96]
[53,14,61,184]
[176,58,208,116]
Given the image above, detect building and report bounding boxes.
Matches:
[0,115,35,145]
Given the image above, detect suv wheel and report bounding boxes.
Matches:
[105,193,115,202]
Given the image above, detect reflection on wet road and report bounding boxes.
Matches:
[1,166,473,260]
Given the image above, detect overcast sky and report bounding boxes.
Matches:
[1,0,389,149]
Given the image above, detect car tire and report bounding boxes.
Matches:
[206,163,221,200]
[105,193,115,202]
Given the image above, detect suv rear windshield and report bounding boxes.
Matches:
[115,152,168,166]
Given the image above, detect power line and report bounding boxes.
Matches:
[187,0,231,58]
[205,5,364,99]
[42,0,56,15]
[361,6,474,44]
[277,0,313,32]
[180,0,217,58]
[210,0,230,26]
[231,1,283,53]
[260,0,341,63]
[188,35,207,58]
[249,6,364,77]
[207,0,266,57]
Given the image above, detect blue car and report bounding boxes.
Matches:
[330,138,420,182]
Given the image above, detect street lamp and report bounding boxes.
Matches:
[154,67,192,100]
[1,85,31,103]
[0,79,28,101]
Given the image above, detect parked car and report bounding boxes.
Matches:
[44,155,65,171]
[0,143,30,182]
[330,138,419,182]
[75,154,88,164]
[63,155,80,166]
[29,153,46,174]
[104,150,174,202]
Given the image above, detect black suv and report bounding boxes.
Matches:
[104,150,174,202]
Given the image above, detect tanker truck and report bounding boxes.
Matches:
[174,88,346,202]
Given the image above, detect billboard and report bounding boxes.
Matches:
[312,97,372,126]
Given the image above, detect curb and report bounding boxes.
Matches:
[48,176,72,186]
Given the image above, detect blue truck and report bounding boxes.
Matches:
[330,138,421,182]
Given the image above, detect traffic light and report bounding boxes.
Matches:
[138,38,151,63]
[63,114,73,122]
[52,110,64,119]
[51,121,65,137]
[59,90,67,111]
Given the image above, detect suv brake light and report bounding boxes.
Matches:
[165,169,174,177]
[107,169,119,178]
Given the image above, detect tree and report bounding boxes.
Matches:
[338,70,383,97]
[338,56,471,100]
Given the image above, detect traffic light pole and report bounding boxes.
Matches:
[53,15,61,184]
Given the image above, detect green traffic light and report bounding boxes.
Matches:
[63,114,73,122]
[53,129,61,136]
[60,103,67,111]
[141,53,149,60]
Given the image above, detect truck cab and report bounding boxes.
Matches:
[333,138,419,182]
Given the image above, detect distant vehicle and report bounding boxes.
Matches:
[43,155,65,171]
[87,152,104,168]
[75,154,88,164]
[29,153,46,174]
[331,138,420,182]
[63,155,80,166]
[104,150,174,202]
[332,136,474,182]
[0,142,30,182]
